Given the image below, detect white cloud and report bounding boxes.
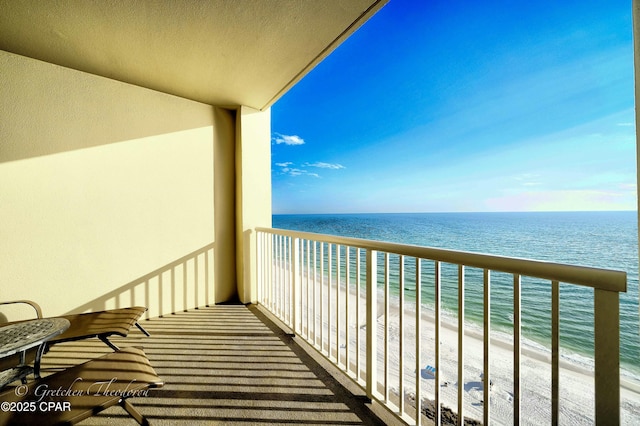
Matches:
[305,162,345,169]
[274,162,320,178]
[288,168,320,178]
[274,160,345,178]
[273,133,305,145]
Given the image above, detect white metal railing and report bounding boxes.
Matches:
[255,227,627,425]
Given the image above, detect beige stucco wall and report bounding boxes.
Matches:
[0,50,218,318]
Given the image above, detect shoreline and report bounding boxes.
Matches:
[368,289,640,424]
[359,283,640,384]
[417,305,640,393]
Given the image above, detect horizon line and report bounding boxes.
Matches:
[272,209,638,215]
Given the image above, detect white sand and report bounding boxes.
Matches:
[378,302,640,425]
[294,279,640,425]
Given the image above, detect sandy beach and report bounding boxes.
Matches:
[379,303,640,425]
[293,276,640,425]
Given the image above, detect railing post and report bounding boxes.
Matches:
[594,288,620,425]
[366,249,378,399]
[513,274,521,426]
[415,259,422,424]
[292,237,301,334]
[551,281,560,426]
[256,231,262,304]
[457,264,465,425]
[483,269,491,426]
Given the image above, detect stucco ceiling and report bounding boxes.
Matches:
[0,0,386,110]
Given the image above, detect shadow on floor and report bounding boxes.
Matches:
[40,304,392,425]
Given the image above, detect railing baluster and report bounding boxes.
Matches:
[328,244,333,357]
[552,280,559,426]
[273,235,278,315]
[435,261,442,425]
[283,236,286,321]
[458,264,465,426]
[263,232,267,302]
[483,269,491,425]
[337,244,341,365]
[271,234,276,313]
[384,252,390,401]
[415,258,422,425]
[514,274,521,426]
[292,237,300,333]
[285,236,288,318]
[289,236,292,323]
[256,232,262,303]
[320,242,325,353]
[263,232,268,306]
[313,240,317,345]
[366,248,378,400]
[356,248,362,382]
[264,232,268,306]
[594,288,620,425]
[346,246,351,375]
[304,240,313,340]
[256,232,261,303]
[267,233,272,310]
[399,255,405,415]
[283,235,287,322]
[261,232,265,307]
[278,235,283,319]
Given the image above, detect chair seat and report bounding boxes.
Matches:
[50,306,148,345]
[0,346,163,425]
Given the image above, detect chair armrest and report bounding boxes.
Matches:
[0,300,43,319]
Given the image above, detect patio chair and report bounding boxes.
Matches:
[0,346,164,425]
[0,300,150,351]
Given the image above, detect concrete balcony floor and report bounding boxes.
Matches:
[40,304,398,425]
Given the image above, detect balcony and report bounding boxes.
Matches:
[2,1,639,425]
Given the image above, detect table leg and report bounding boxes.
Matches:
[34,343,47,378]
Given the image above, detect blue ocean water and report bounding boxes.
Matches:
[273,211,640,378]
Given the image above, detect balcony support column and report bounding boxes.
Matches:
[235,106,272,304]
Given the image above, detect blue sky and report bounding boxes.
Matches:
[271,0,636,214]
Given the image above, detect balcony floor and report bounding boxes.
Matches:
[40,304,397,425]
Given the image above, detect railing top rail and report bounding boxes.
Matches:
[256,227,627,292]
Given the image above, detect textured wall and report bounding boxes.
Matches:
[0,50,216,317]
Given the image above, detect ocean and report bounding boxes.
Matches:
[273,211,640,379]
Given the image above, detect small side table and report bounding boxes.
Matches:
[0,317,70,388]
